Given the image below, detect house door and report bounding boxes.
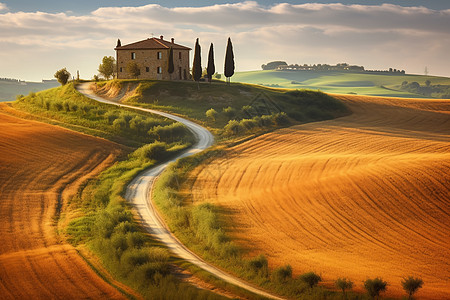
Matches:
[179,67,182,80]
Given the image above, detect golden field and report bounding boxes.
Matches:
[189,95,450,299]
[0,104,127,299]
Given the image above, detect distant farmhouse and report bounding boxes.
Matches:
[115,36,191,80]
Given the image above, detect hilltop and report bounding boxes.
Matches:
[93,79,350,129]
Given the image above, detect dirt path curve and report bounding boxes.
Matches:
[76,83,283,300]
[0,103,127,299]
[189,95,450,299]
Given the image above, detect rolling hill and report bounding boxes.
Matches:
[188,94,450,299]
[232,70,450,98]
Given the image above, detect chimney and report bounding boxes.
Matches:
[160,35,164,40]
[171,38,174,43]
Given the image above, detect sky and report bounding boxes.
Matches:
[1,1,449,81]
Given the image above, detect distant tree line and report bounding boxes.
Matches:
[0,78,25,83]
[401,80,450,98]
[261,61,406,74]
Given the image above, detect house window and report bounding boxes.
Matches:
[146,67,149,72]
[157,67,162,74]
[131,52,136,60]
[119,67,122,72]
[157,52,162,60]
[178,52,181,59]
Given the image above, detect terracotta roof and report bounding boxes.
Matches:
[115,37,191,51]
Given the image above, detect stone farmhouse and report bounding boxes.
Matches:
[115,36,191,80]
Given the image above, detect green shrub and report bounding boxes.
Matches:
[122,248,151,267]
[126,232,146,249]
[62,101,70,112]
[240,118,258,131]
[69,103,78,112]
[224,119,242,135]
[222,106,236,119]
[80,104,91,114]
[105,111,118,124]
[272,265,292,283]
[273,112,290,126]
[52,102,63,111]
[247,254,269,278]
[148,123,190,143]
[114,221,136,235]
[205,108,218,122]
[260,115,273,126]
[111,233,129,253]
[131,141,168,161]
[44,100,51,110]
[113,117,127,130]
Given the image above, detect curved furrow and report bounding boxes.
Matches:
[191,95,450,299]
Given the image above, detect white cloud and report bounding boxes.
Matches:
[0,3,7,11]
[0,1,449,81]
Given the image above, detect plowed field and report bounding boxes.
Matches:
[0,104,126,299]
[190,95,450,299]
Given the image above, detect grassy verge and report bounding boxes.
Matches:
[13,82,187,147]
[66,143,230,299]
[11,83,227,300]
[153,148,375,300]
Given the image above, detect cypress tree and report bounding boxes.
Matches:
[116,39,121,48]
[224,37,235,85]
[168,46,174,79]
[192,38,202,84]
[206,43,215,83]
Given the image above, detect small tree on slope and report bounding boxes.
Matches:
[54,68,71,86]
[401,276,423,299]
[364,277,387,300]
[335,277,353,298]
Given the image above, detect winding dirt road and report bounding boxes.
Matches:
[77,83,283,300]
[189,95,450,299]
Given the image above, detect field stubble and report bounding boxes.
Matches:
[189,95,450,299]
[0,103,128,299]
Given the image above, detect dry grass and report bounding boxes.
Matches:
[189,95,450,299]
[0,103,130,299]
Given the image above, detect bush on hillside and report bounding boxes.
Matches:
[247,254,269,278]
[223,120,242,135]
[300,272,322,289]
[205,108,218,122]
[222,106,236,119]
[131,141,168,162]
[271,265,292,283]
[364,277,388,299]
